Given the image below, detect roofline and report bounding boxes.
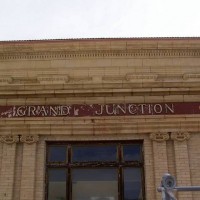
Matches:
[1,37,200,44]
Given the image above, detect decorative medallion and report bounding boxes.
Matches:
[20,135,39,144]
[0,135,19,144]
[150,132,170,142]
[171,132,190,142]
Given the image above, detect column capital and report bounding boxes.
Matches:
[0,134,39,144]
[0,135,19,144]
[171,132,190,142]
[20,134,39,144]
[150,132,169,142]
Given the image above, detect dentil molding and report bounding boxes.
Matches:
[1,49,200,60]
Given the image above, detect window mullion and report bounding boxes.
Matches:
[119,144,123,200]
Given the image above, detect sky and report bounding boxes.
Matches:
[0,0,200,41]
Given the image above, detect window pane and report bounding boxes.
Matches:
[123,168,143,200]
[48,146,67,162]
[72,168,118,200]
[123,144,142,162]
[72,145,117,162]
[48,169,67,200]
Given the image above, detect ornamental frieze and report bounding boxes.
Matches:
[0,76,12,84]
[37,74,70,84]
[126,73,158,81]
[1,73,200,85]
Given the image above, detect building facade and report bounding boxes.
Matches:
[0,38,200,200]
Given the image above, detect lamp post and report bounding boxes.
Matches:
[157,173,200,200]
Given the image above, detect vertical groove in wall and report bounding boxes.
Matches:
[0,143,17,200]
[143,137,156,200]
[166,140,176,176]
[152,141,168,200]
[13,143,23,200]
[35,137,46,200]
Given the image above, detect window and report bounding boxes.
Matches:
[46,142,145,200]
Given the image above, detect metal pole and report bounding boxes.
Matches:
[158,187,166,200]
[158,187,174,200]
[175,186,200,191]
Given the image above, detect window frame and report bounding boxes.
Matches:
[45,141,145,200]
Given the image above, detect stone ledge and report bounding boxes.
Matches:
[0,117,199,134]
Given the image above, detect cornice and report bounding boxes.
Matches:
[1,49,200,60]
[1,37,200,42]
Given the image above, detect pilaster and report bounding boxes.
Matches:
[172,132,193,199]
[19,135,39,200]
[143,138,156,200]
[0,142,3,182]
[0,135,18,200]
[150,132,169,200]
[35,139,45,200]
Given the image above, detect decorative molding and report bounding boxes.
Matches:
[37,74,69,84]
[102,76,125,82]
[150,132,170,142]
[0,76,37,85]
[2,72,200,86]
[156,74,184,81]
[20,135,39,144]
[126,73,157,82]
[12,77,37,84]
[72,76,93,83]
[183,73,200,80]
[150,132,191,142]
[171,132,190,142]
[0,135,19,144]
[2,45,34,52]
[0,134,39,144]
[0,76,13,84]
[1,49,200,61]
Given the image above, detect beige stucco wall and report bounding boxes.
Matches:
[0,38,200,199]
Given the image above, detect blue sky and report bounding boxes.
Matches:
[0,0,199,40]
